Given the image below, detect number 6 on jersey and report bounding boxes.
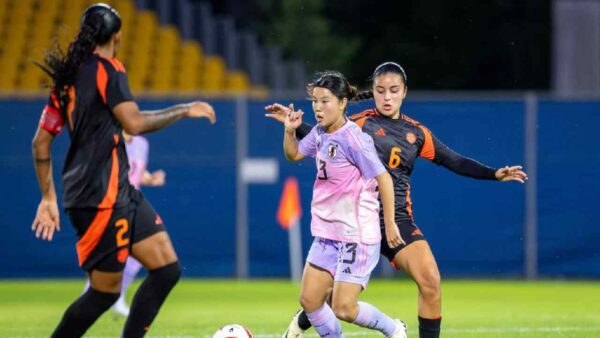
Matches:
[388,147,402,168]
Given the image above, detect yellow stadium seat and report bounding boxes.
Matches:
[227,71,250,92]
[19,64,47,91]
[0,2,8,33]
[0,58,19,90]
[200,56,226,91]
[174,42,203,91]
[38,0,61,10]
[11,0,34,17]
[148,26,180,90]
[127,11,159,91]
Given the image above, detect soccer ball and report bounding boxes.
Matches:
[212,324,253,338]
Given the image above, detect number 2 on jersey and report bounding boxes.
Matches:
[388,147,402,168]
[115,219,130,247]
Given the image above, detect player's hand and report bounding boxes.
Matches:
[495,165,528,183]
[32,199,60,241]
[264,103,291,123]
[284,105,304,133]
[186,101,216,124]
[385,222,405,248]
[151,169,166,186]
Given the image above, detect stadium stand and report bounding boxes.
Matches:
[0,0,253,94]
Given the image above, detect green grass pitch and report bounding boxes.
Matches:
[0,278,598,337]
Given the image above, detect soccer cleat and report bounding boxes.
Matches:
[388,319,407,338]
[282,310,305,338]
[111,295,130,317]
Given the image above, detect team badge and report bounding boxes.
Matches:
[328,143,338,159]
[406,132,416,144]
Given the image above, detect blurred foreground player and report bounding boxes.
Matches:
[31,3,215,337]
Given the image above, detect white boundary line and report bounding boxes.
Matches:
[6,326,600,337]
[248,326,600,337]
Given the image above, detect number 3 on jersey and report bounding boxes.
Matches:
[318,159,328,180]
[388,147,402,168]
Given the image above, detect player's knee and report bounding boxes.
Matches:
[73,288,120,318]
[92,289,120,308]
[91,276,123,293]
[417,267,441,301]
[151,261,181,287]
[299,293,322,313]
[332,301,357,322]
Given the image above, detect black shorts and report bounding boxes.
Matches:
[380,219,426,264]
[67,190,166,272]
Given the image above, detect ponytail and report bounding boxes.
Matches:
[37,22,101,116]
[354,90,374,101]
[35,3,121,115]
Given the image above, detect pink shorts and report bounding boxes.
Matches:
[306,237,380,289]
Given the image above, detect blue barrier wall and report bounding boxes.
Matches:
[0,97,598,278]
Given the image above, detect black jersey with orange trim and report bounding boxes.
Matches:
[349,109,498,222]
[39,54,134,209]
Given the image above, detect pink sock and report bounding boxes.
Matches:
[306,303,344,338]
[352,301,397,336]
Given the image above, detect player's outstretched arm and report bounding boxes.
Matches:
[31,127,60,241]
[113,101,216,135]
[428,131,527,182]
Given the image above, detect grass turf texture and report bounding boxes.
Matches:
[0,279,598,337]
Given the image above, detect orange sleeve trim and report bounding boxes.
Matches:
[97,61,108,104]
[75,143,119,266]
[418,125,435,160]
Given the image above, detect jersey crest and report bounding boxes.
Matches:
[328,143,338,159]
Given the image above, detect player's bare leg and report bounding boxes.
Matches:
[298,263,342,337]
[393,240,441,338]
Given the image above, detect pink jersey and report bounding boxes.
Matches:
[125,136,149,190]
[298,121,386,244]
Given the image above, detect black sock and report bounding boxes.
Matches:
[418,316,441,338]
[298,310,312,330]
[122,262,181,338]
[51,288,119,338]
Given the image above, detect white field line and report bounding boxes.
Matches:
[6,326,600,338]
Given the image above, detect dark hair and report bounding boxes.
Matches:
[354,62,408,101]
[36,3,121,115]
[306,71,358,108]
[372,61,407,84]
